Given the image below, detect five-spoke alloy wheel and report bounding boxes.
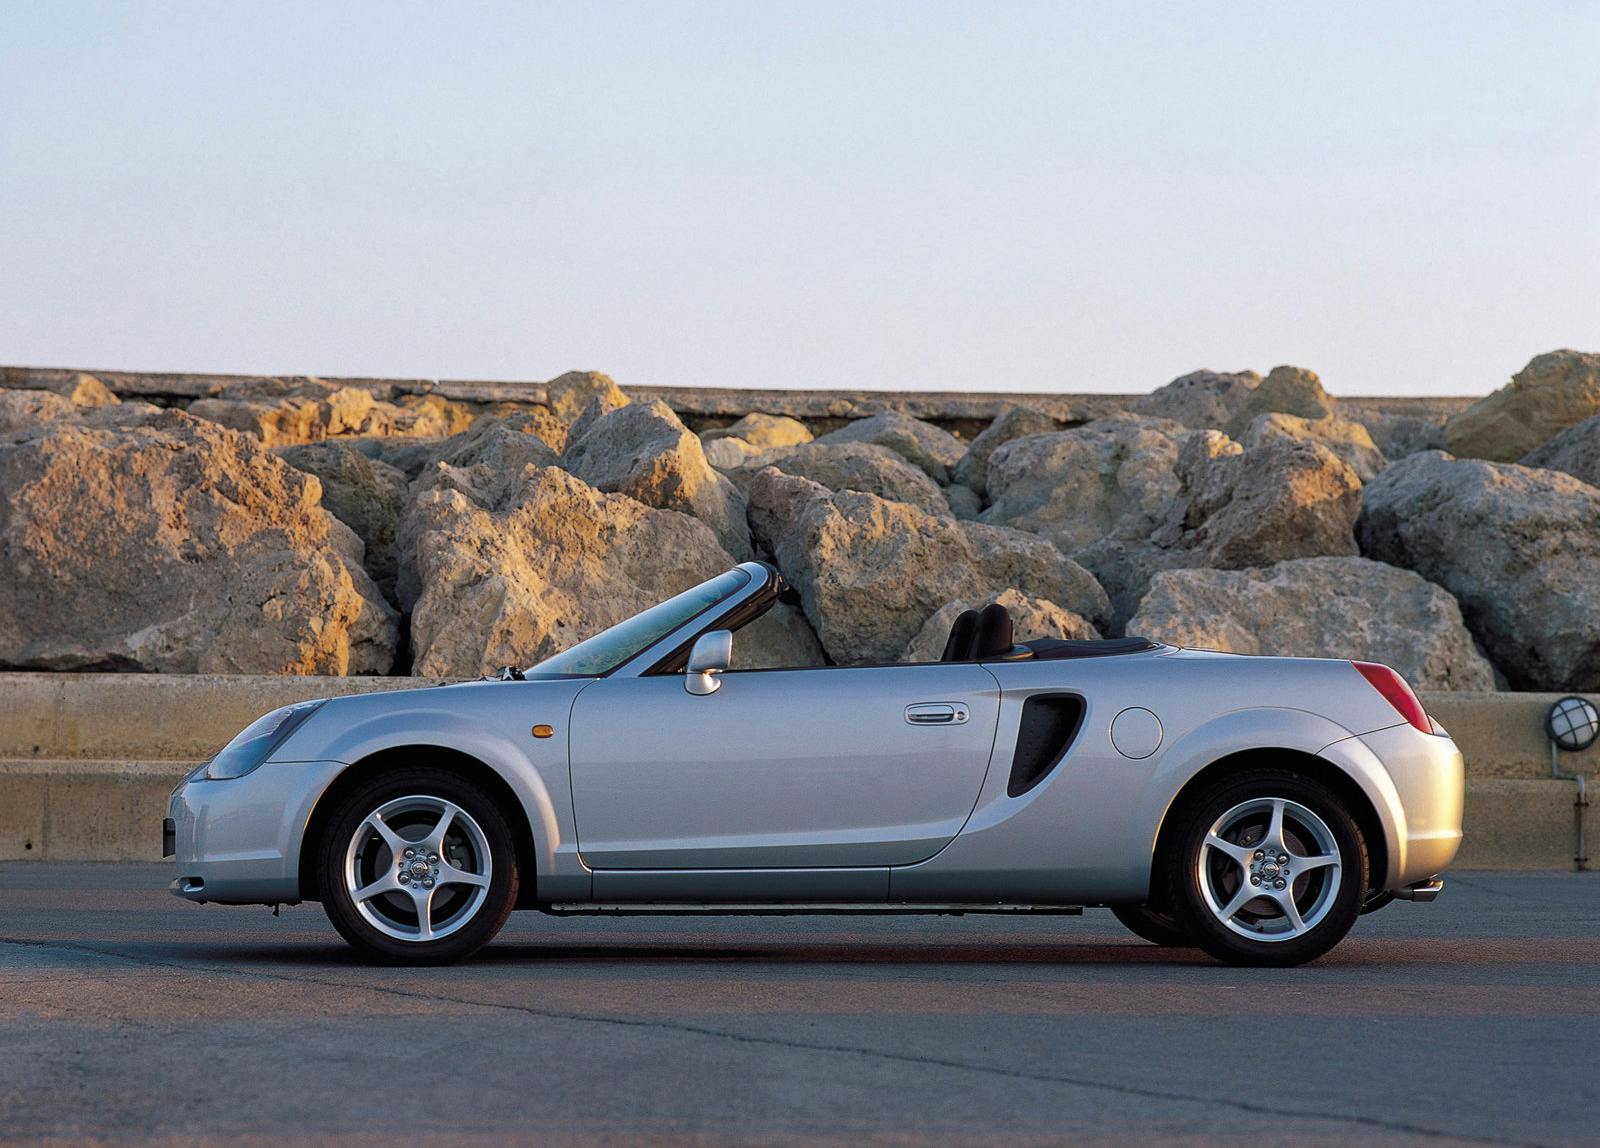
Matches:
[319,768,519,964]
[1165,768,1367,966]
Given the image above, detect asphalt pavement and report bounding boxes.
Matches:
[1,865,1595,1146]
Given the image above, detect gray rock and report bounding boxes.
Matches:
[902,589,1099,664]
[1137,369,1261,429]
[562,399,752,560]
[1128,557,1496,691]
[275,441,410,603]
[405,464,734,677]
[1445,349,1600,462]
[0,410,397,674]
[944,483,982,520]
[1520,413,1600,487]
[1358,412,1448,460]
[814,411,967,483]
[745,469,1108,664]
[1357,450,1600,690]
[951,404,1059,496]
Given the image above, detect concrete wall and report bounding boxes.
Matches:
[0,673,1591,871]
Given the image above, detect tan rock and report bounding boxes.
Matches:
[1137,369,1261,429]
[0,410,396,674]
[981,415,1191,555]
[951,404,1058,496]
[561,399,751,560]
[745,470,1108,664]
[734,602,827,669]
[1128,557,1496,691]
[406,465,733,677]
[1243,411,1387,482]
[186,377,464,447]
[903,589,1099,664]
[729,442,950,519]
[545,370,629,423]
[275,441,410,602]
[704,413,813,449]
[1446,350,1600,461]
[814,411,966,483]
[1224,365,1335,438]
[1358,449,1600,690]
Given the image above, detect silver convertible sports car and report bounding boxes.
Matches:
[166,561,1463,967]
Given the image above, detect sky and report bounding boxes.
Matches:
[1,3,1596,396]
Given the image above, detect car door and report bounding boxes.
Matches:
[568,663,1001,872]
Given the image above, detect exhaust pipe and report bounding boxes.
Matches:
[1393,877,1444,902]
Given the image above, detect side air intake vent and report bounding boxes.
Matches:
[1007,694,1086,797]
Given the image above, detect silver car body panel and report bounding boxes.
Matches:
[169,566,1464,909]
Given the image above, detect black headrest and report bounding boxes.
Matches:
[973,603,1014,660]
[940,609,981,662]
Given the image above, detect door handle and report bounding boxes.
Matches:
[905,703,969,725]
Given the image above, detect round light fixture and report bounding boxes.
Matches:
[1546,696,1600,753]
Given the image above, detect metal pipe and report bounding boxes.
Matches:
[1551,741,1590,872]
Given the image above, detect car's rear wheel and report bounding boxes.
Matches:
[1109,903,1191,947]
[317,768,519,965]
[1165,768,1367,967]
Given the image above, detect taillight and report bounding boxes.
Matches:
[1352,661,1431,733]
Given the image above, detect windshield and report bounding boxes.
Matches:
[527,568,752,677]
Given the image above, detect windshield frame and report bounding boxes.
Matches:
[523,563,776,680]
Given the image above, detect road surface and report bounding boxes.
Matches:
[1,865,1594,1146]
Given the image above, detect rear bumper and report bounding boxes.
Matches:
[1354,722,1465,889]
[168,759,345,905]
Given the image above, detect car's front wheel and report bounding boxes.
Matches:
[317,767,519,964]
[1165,769,1367,967]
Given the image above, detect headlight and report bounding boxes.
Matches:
[201,700,326,781]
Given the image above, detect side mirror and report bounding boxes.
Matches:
[685,630,732,696]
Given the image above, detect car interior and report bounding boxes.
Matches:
[939,602,1159,663]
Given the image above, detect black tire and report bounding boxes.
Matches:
[1110,903,1192,947]
[317,767,520,965]
[1164,768,1367,967]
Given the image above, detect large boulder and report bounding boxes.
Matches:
[1137,369,1261,429]
[1357,451,1600,690]
[981,415,1191,555]
[405,464,734,677]
[275,441,410,603]
[1224,365,1335,438]
[544,370,628,424]
[728,441,950,519]
[1078,430,1362,629]
[951,404,1059,497]
[745,470,1108,664]
[0,410,397,674]
[1128,557,1497,691]
[187,378,466,447]
[1159,435,1363,568]
[1520,414,1600,488]
[1445,350,1600,462]
[561,399,751,560]
[734,603,827,670]
[1242,411,1387,481]
[704,413,813,449]
[902,589,1099,664]
[814,412,966,483]
[0,376,121,434]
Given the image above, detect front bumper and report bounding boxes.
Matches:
[168,759,346,905]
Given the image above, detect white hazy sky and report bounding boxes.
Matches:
[2,3,1596,396]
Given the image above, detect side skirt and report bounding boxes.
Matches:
[539,903,1085,917]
